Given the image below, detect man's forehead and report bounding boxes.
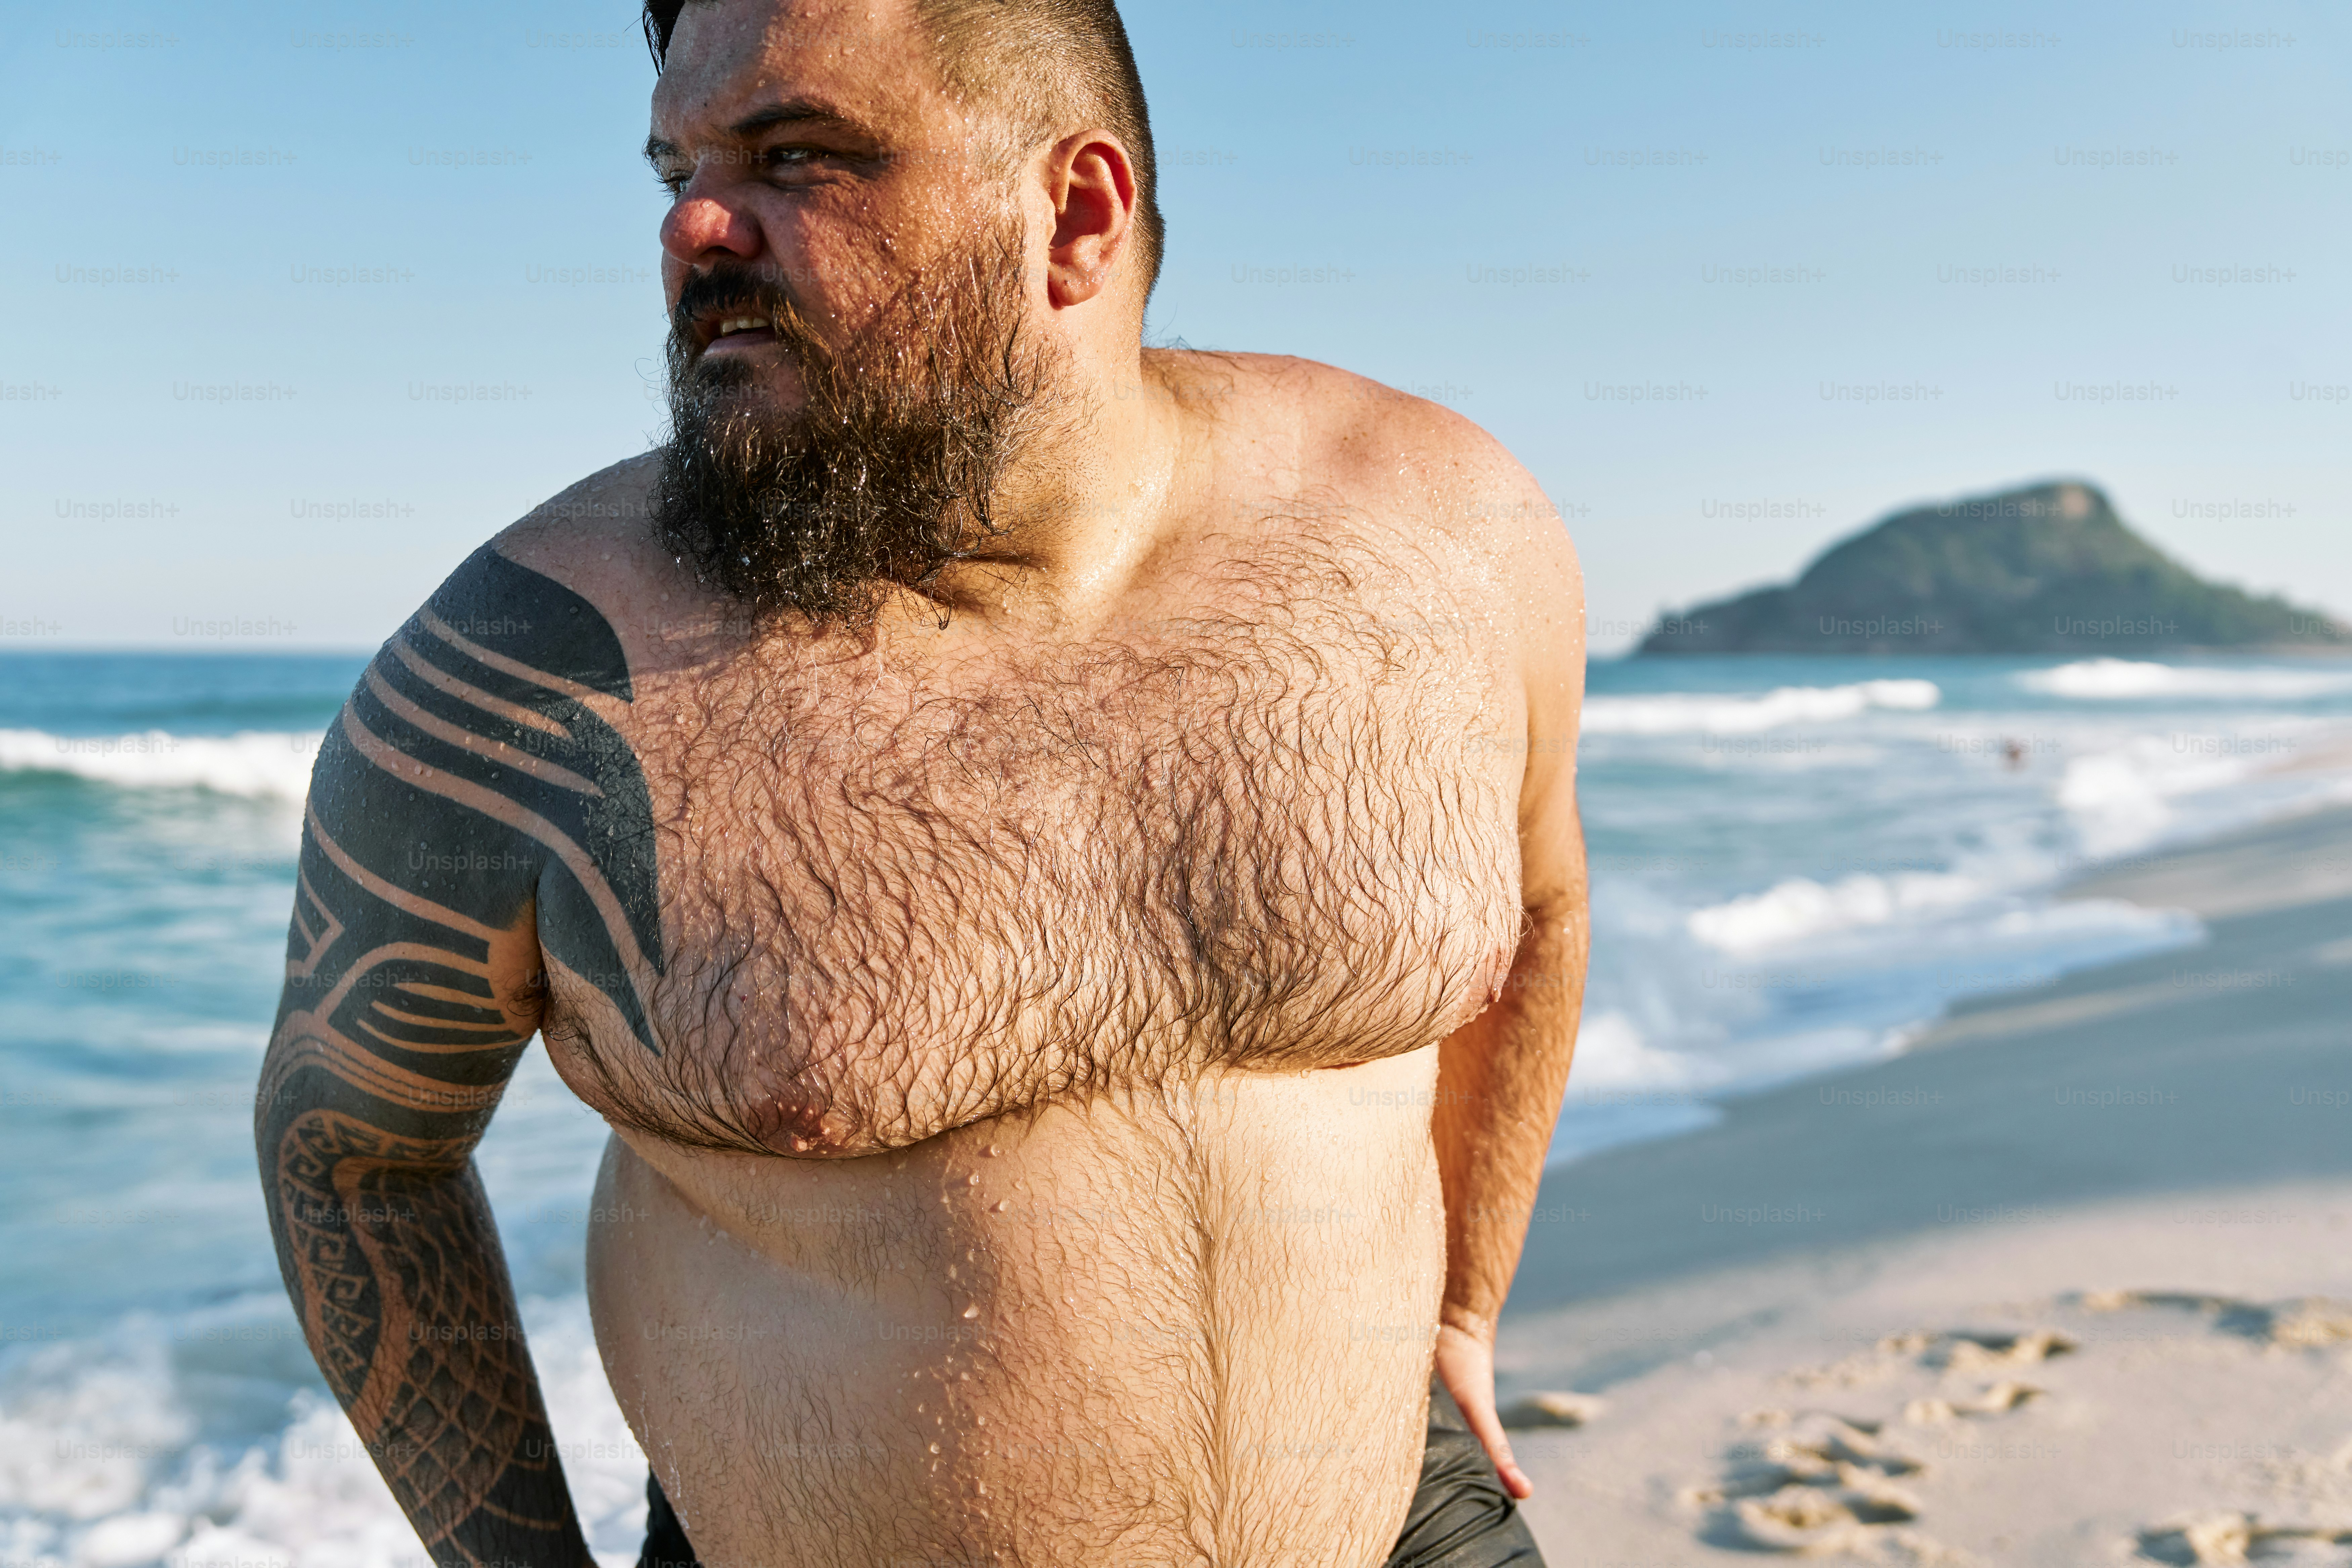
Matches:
[651,0,945,141]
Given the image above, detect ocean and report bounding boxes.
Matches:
[6,647,2352,1567]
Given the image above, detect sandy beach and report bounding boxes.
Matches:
[1502,807,2352,1564]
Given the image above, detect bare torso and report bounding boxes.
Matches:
[589,1056,1451,1565]
[512,353,1527,1566]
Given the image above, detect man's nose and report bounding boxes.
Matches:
[661,177,759,265]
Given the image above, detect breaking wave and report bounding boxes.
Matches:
[2019,659,2352,702]
[0,731,321,801]
[1580,680,1939,735]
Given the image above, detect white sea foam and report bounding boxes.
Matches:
[2055,734,2283,857]
[2019,659,2352,701]
[1687,871,1988,953]
[1547,1012,1729,1163]
[0,1297,649,1568]
[1580,679,1938,735]
[0,732,321,801]
[1690,863,2198,961]
[0,1354,192,1525]
[1561,1011,1721,1097]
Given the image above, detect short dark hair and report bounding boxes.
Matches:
[643,0,1163,301]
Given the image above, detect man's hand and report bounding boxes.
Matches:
[1435,1314,1531,1500]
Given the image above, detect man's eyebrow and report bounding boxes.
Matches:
[728,99,872,139]
[644,99,878,167]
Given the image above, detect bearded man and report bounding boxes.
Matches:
[255,1,1587,1564]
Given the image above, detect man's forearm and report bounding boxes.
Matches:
[260,1098,588,1568]
[1431,904,1589,1332]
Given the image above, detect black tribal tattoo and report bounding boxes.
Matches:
[256,547,660,1568]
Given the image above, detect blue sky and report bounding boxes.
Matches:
[2,0,2346,652]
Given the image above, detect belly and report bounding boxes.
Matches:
[586,1047,1448,1568]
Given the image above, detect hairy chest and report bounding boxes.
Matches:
[547,598,1524,1155]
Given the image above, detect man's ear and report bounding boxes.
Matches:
[1044,129,1138,308]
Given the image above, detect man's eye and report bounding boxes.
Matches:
[762,147,817,173]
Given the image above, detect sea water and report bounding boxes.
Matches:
[5,648,2351,1566]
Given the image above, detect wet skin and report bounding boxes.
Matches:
[256,2,1587,1565]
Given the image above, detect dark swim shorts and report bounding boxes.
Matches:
[637,1385,1544,1567]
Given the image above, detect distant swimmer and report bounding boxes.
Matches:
[2004,738,2029,770]
[253,1,1589,1564]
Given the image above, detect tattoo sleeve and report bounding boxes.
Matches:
[255,547,661,1568]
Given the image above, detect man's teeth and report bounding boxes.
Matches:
[717,316,772,336]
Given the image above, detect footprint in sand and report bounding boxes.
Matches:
[1901,1379,2046,1426]
[1498,1390,1608,1430]
[1682,1295,2352,1560]
[1681,1326,2070,1560]
[2134,1514,2352,1566]
[1681,1411,1954,1560]
[2079,1290,2352,1353]
[1789,1327,2075,1392]
[2095,1292,2352,1565]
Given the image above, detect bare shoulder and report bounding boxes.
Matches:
[1171,352,1585,855]
[491,452,668,598]
[422,451,729,663]
[1163,350,1582,676]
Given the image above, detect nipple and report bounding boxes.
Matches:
[746,1089,849,1156]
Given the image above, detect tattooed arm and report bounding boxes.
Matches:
[256,546,663,1568]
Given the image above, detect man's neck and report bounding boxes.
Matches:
[914,343,1183,634]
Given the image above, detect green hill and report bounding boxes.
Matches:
[1638,480,2350,654]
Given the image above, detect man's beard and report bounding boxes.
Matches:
[650,227,1062,632]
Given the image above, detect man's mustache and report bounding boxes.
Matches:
[669,264,800,351]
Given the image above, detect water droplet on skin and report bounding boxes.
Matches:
[991,1200,1008,1213]
[967,1172,981,1186]
[962,1303,980,1319]
[929,1442,941,1454]
[985,1144,1001,1156]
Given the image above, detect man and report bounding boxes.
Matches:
[255,0,1587,1563]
